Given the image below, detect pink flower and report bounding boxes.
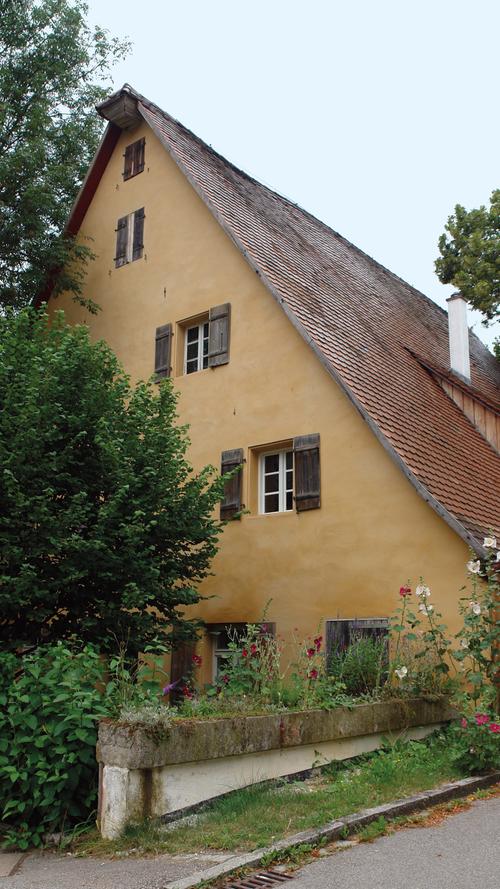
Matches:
[250,643,258,656]
[314,636,322,651]
[399,586,412,597]
[489,723,500,733]
[222,674,229,684]
[309,668,318,680]
[461,717,468,728]
[306,647,316,658]
[182,685,193,699]
[475,714,490,726]
[192,654,202,667]
[242,648,248,658]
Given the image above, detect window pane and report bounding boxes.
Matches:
[264,472,279,493]
[187,343,199,361]
[187,327,199,343]
[186,360,198,374]
[203,322,210,338]
[286,490,293,511]
[286,469,293,490]
[264,453,279,473]
[286,451,293,470]
[264,493,279,513]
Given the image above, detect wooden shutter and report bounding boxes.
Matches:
[293,433,320,511]
[169,640,195,703]
[208,303,231,367]
[132,207,145,260]
[114,216,128,267]
[134,138,145,174]
[155,323,172,378]
[220,448,244,520]
[123,144,134,180]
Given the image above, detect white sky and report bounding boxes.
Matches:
[87,0,499,349]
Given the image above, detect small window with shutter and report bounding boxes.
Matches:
[114,208,145,268]
[180,303,231,375]
[123,138,145,180]
[254,434,320,515]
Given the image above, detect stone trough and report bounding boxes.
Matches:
[97,697,455,838]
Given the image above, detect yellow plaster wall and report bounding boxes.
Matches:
[49,120,472,677]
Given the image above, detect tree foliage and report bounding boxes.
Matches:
[0,310,226,654]
[435,189,500,323]
[0,0,129,310]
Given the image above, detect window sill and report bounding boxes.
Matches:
[244,511,296,520]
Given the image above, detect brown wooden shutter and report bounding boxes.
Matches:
[169,640,195,703]
[123,144,134,180]
[293,433,320,511]
[132,207,145,260]
[114,216,128,267]
[155,323,172,378]
[220,448,244,520]
[208,303,230,367]
[135,138,145,173]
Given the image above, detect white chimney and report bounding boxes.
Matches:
[446,292,471,380]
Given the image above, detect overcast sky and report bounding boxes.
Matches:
[87,0,499,349]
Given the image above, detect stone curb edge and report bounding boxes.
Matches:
[165,772,500,889]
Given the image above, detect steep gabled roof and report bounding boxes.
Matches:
[62,85,500,551]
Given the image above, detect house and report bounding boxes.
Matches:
[42,84,500,685]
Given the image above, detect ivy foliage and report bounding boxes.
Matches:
[435,189,500,324]
[0,310,226,654]
[0,0,129,310]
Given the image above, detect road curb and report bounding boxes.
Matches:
[165,772,500,889]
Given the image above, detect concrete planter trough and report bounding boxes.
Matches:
[97,698,455,839]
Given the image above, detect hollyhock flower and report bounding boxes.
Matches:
[242,649,248,658]
[415,584,430,598]
[489,723,500,733]
[306,647,316,658]
[461,717,467,728]
[399,586,412,597]
[475,714,489,726]
[418,602,433,613]
[460,638,469,648]
[308,668,318,680]
[467,560,481,574]
[314,636,322,651]
[192,654,202,667]
[483,536,497,548]
[469,601,481,616]
[222,674,229,684]
[395,666,408,680]
[496,551,500,562]
[250,643,258,656]
[182,685,193,699]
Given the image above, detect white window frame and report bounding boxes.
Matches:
[259,449,293,514]
[184,321,209,375]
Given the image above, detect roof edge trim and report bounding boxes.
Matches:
[140,102,485,557]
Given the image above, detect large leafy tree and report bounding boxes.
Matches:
[0,0,129,310]
[435,189,500,324]
[0,310,225,654]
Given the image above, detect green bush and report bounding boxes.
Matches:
[328,635,387,696]
[448,712,500,774]
[0,643,110,849]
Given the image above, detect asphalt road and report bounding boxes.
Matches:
[292,796,500,889]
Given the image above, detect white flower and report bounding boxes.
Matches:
[469,601,481,616]
[415,584,431,598]
[460,638,469,649]
[483,536,497,548]
[418,602,434,614]
[466,560,481,574]
[395,666,408,680]
[496,551,500,562]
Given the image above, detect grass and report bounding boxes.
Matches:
[72,729,465,857]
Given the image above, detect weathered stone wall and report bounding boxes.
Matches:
[97,699,455,839]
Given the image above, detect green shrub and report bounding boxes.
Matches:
[448,712,500,774]
[0,643,110,849]
[328,635,387,696]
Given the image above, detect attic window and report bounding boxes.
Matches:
[123,138,145,180]
[114,208,145,267]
